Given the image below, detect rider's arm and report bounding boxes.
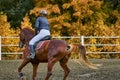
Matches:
[35,27,40,35]
[35,17,40,35]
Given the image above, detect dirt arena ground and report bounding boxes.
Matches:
[0,59,120,80]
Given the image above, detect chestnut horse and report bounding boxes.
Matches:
[18,28,99,80]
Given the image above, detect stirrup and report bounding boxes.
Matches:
[30,54,35,59]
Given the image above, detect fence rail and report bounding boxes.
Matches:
[0,36,120,60]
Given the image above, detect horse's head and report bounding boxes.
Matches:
[19,28,34,48]
[19,31,26,48]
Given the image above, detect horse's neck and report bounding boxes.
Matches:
[25,34,34,44]
[25,42,29,47]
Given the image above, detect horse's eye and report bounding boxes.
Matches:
[19,33,25,42]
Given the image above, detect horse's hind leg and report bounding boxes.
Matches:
[18,59,29,79]
[60,58,70,80]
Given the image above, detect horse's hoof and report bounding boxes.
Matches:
[19,72,23,78]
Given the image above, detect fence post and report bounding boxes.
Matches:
[0,36,1,60]
[81,36,84,46]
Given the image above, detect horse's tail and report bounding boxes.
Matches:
[68,44,101,69]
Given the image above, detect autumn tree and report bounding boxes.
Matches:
[0,0,34,29]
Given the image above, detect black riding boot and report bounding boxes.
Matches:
[29,45,35,59]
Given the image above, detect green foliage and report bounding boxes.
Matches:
[81,16,91,25]
[60,26,70,36]
[101,1,118,26]
[105,14,118,26]
[29,13,36,28]
[0,0,34,29]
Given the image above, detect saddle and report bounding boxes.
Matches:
[34,35,51,47]
[40,35,51,41]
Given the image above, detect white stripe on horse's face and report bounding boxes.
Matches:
[19,32,25,48]
[19,41,24,48]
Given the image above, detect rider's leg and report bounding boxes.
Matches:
[29,45,35,59]
[28,29,50,59]
[28,35,39,59]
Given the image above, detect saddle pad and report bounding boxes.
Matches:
[35,40,50,50]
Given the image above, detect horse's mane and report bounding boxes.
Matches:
[22,27,34,36]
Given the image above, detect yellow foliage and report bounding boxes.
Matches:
[73,12,81,17]
[62,3,71,9]
[51,5,60,14]
[21,14,33,29]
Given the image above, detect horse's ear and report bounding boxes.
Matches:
[19,27,22,30]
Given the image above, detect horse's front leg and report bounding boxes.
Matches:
[18,59,29,79]
[45,59,56,80]
[32,63,39,80]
